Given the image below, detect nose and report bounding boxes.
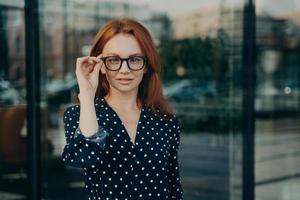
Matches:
[119,60,130,73]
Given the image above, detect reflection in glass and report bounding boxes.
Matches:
[255,1,300,200]
[0,4,27,199]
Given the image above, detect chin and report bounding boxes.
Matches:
[112,84,139,93]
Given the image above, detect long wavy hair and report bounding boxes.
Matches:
[89,18,174,119]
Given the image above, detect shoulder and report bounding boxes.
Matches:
[159,110,181,129]
[170,115,181,130]
[169,115,181,137]
[146,107,181,132]
[162,113,181,130]
[145,106,179,123]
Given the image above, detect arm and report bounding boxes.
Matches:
[62,56,106,169]
[61,102,109,169]
[78,93,98,137]
[167,117,184,199]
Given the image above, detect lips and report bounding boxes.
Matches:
[117,78,133,81]
[116,78,133,84]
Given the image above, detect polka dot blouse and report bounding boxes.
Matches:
[62,97,184,200]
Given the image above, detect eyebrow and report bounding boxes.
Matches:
[106,52,143,57]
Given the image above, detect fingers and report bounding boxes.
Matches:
[94,54,104,73]
[96,54,103,60]
[92,62,102,75]
[88,56,99,63]
[76,56,99,66]
[76,56,100,75]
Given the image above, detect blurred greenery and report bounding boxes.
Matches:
[158,29,231,96]
[158,30,241,134]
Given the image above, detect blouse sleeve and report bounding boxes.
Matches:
[167,117,184,199]
[61,105,109,169]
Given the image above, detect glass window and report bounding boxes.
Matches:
[0,2,27,199]
[38,0,245,199]
[3,0,299,199]
[255,1,300,200]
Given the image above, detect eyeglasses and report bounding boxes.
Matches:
[100,55,147,71]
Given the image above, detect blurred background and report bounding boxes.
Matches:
[0,0,299,199]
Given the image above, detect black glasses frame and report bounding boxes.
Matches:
[100,55,147,71]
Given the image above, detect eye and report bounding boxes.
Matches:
[129,56,143,63]
[106,56,120,64]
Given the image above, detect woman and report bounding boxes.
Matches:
[62,18,183,200]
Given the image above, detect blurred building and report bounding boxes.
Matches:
[172,6,221,39]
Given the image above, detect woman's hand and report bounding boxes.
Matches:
[75,55,103,98]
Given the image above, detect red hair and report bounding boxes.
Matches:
[90,18,174,119]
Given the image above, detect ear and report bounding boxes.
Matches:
[143,66,148,74]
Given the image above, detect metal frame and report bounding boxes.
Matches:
[242,0,256,200]
[25,0,41,199]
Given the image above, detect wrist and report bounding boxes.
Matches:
[78,92,94,102]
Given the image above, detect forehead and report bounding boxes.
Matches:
[102,33,142,55]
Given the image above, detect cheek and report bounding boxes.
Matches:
[134,72,145,83]
[104,71,117,83]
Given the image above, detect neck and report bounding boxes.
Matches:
[104,88,141,111]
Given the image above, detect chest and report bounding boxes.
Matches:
[98,106,174,159]
[104,116,172,157]
[103,125,171,168]
[115,110,141,142]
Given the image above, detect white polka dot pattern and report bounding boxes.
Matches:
[61,97,184,199]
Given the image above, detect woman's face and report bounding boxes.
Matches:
[100,33,147,96]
